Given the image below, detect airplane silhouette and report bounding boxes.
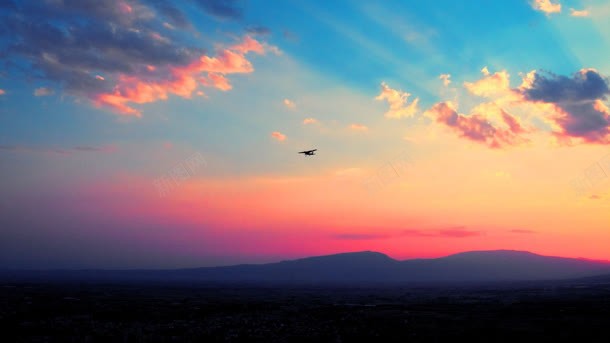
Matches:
[298,149,317,156]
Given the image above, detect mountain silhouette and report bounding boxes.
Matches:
[176,250,610,284]
[4,250,610,284]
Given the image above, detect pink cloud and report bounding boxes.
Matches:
[425,101,528,148]
[202,73,232,91]
[438,228,481,238]
[303,118,318,124]
[283,98,296,109]
[332,233,391,240]
[439,74,451,86]
[93,36,268,116]
[271,131,286,141]
[350,123,369,132]
[0,89,5,95]
[402,228,482,238]
[34,87,54,97]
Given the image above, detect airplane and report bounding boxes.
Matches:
[298,149,317,156]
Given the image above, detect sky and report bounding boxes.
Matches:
[1,0,610,269]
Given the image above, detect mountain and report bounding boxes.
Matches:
[3,250,610,285]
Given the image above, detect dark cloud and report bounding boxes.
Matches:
[193,0,243,20]
[146,1,191,28]
[0,0,202,96]
[282,29,299,42]
[524,69,609,103]
[23,0,155,26]
[332,233,390,240]
[0,0,15,11]
[521,69,610,143]
[246,25,271,36]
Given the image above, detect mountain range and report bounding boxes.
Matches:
[4,250,610,285]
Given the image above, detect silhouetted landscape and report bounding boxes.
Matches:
[4,250,610,341]
[3,250,610,284]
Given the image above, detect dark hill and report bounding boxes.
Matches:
[3,250,610,285]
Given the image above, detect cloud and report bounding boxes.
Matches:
[331,233,390,240]
[34,87,53,96]
[375,82,419,119]
[202,73,232,91]
[0,89,5,95]
[519,69,610,143]
[283,98,296,109]
[0,144,118,155]
[464,68,511,97]
[246,26,271,36]
[522,69,608,102]
[424,101,528,148]
[439,74,451,87]
[437,228,481,237]
[146,1,191,28]
[72,145,119,153]
[192,0,243,20]
[0,0,15,10]
[303,118,318,124]
[92,36,268,116]
[349,123,369,132]
[271,131,286,141]
[333,227,481,240]
[570,8,589,17]
[532,0,561,14]
[402,227,482,238]
[0,1,273,116]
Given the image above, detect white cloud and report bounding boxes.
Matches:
[375,82,419,119]
[532,0,561,14]
[481,66,490,76]
[570,8,589,17]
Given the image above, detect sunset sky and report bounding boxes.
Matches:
[1,0,610,269]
